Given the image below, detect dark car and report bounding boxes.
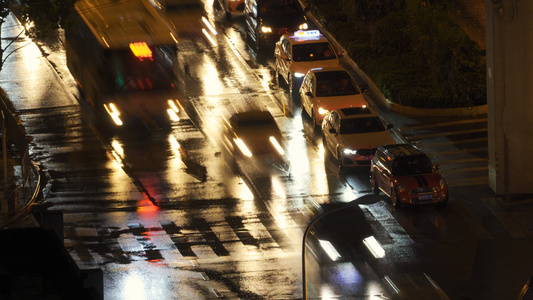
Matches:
[243,0,310,50]
[370,144,449,208]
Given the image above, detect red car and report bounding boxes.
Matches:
[370,144,448,207]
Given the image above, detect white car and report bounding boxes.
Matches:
[300,66,367,127]
[274,30,341,99]
[322,106,396,169]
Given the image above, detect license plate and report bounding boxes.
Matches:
[418,194,433,201]
[363,155,372,160]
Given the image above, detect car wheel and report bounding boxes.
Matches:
[276,69,284,89]
[390,186,399,208]
[322,133,328,155]
[370,172,379,194]
[311,110,318,128]
[290,77,299,101]
[336,148,344,171]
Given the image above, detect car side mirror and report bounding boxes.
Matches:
[434,164,440,171]
[305,91,313,97]
[337,50,345,57]
[387,124,393,129]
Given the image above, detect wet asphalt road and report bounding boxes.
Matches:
[2,2,533,299]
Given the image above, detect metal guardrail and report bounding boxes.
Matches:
[0,91,41,228]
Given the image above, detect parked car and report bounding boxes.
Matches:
[244,0,310,50]
[370,144,449,208]
[300,66,367,127]
[275,30,341,99]
[321,106,396,169]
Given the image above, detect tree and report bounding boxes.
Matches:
[0,0,76,72]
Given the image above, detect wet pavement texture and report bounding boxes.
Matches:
[2,3,533,299]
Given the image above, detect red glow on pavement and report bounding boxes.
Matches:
[137,199,159,213]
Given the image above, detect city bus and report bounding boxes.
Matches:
[65,0,183,129]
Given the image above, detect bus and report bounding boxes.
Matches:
[65,0,183,129]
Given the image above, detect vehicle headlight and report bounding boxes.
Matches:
[293,72,305,78]
[318,107,329,115]
[167,99,180,122]
[104,103,123,126]
[261,26,272,33]
[269,136,285,155]
[299,23,308,30]
[397,183,406,193]
[234,138,253,157]
[439,178,447,190]
[343,148,357,155]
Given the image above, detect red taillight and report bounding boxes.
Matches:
[129,42,153,61]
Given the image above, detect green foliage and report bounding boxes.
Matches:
[21,0,76,39]
[308,0,486,108]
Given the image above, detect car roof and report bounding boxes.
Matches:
[283,30,329,44]
[333,106,376,119]
[379,143,425,158]
[229,110,275,127]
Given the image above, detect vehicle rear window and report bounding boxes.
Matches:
[315,72,360,97]
[292,43,336,62]
[339,117,385,134]
[392,156,433,176]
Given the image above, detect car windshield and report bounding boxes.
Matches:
[292,42,336,62]
[339,117,385,134]
[392,156,434,176]
[259,0,301,15]
[315,71,360,97]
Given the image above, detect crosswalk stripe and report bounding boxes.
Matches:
[61,207,335,266]
[414,137,488,147]
[400,118,487,130]
[406,128,487,141]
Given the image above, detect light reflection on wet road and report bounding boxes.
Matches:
[3,2,533,299]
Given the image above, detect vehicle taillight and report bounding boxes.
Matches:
[129,42,153,61]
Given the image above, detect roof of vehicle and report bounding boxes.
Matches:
[379,144,425,158]
[74,0,178,49]
[229,110,276,127]
[334,106,375,118]
[283,30,329,44]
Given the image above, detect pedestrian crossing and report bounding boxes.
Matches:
[399,117,489,187]
[64,211,304,267]
[63,192,532,269]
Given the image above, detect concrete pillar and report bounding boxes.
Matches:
[487,0,533,197]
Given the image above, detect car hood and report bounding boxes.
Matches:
[316,94,367,111]
[395,173,444,189]
[292,60,340,75]
[339,131,396,150]
[260,13,307,29]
